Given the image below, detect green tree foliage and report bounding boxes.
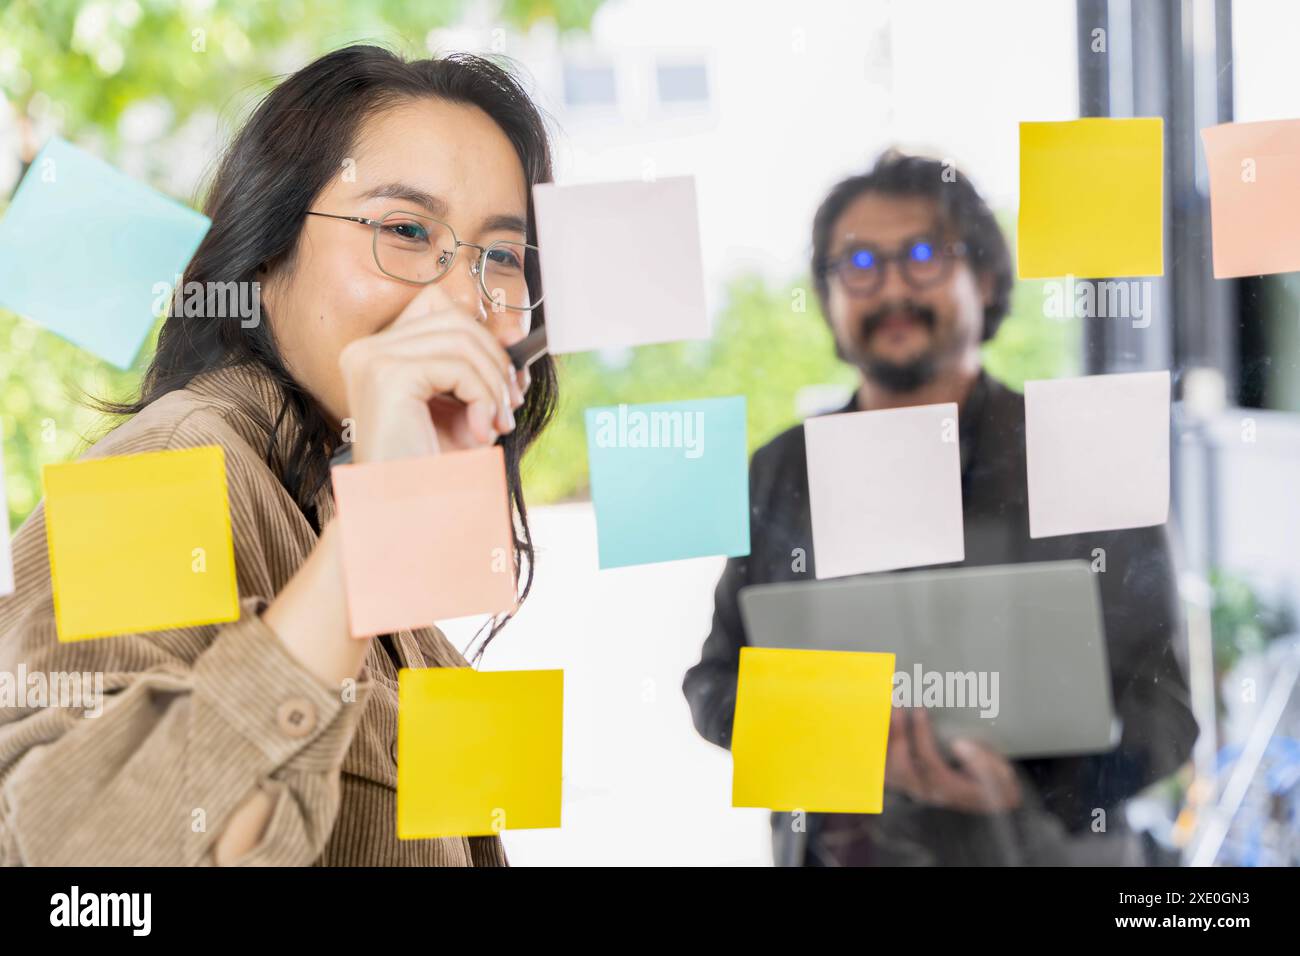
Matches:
[523,276,856,503]
[0,0,604,151]
[1,308,150,531]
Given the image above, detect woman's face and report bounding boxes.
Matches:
[262,97,530,426]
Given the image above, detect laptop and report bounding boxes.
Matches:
[738,560,1116,758]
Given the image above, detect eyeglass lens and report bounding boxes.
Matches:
[374,211,540,310]
[839,240,948,293]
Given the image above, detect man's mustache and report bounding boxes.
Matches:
[858,303,937,340]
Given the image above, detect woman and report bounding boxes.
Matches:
[0,45,557,866]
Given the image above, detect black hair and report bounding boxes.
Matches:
[810,149,1013,342]
[100,44,557,659]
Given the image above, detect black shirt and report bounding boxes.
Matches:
[682,370,1198,864]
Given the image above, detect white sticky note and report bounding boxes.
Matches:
[0,441,12,597]
[532,177,709,354]
[1025,371,1170,538]
[805,403,964,579]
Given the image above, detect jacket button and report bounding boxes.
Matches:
[390,738,399,764]
[276,698,317,738]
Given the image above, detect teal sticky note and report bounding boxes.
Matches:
[585,396,750,569]
[0,138,211,368]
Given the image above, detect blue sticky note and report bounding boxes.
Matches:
[0,138,211,368]
[585,396,750,569]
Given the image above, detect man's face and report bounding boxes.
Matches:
[824,192,989,393]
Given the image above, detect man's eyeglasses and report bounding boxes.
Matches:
[823,237,968,297]
[305,209,543,312]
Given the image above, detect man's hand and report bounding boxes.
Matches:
[885,708,1022,813]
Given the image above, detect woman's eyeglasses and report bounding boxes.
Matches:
[823,237,968,297]
[305,209,542,312]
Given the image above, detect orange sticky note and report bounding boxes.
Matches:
[1202,119,1300,278]
[398,667,563,838]
[332,446,517,637]
[732,647,895,814]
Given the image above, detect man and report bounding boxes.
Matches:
[682,150,1197,866]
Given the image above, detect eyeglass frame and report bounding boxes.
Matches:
[822,236,969,296]
[304,209,542,312]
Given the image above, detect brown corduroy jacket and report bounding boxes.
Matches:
[0,363,508,866]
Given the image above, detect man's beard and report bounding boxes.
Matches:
[853,302,942,393]
[863,351,939,392]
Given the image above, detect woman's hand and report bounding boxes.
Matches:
[338,281,527,463]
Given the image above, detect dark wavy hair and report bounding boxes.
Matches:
[101,44,558,659]
[810,149,1014,342]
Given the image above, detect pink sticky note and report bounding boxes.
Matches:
[532,177,709,354]
[332,447,517,637]
[1202,119,1300,279]
[805,403,964,579]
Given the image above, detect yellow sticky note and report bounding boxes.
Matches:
[43,446,239,641]
[1018,118,1164,278]
[732,647,895,813]
[398,668,563,839]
